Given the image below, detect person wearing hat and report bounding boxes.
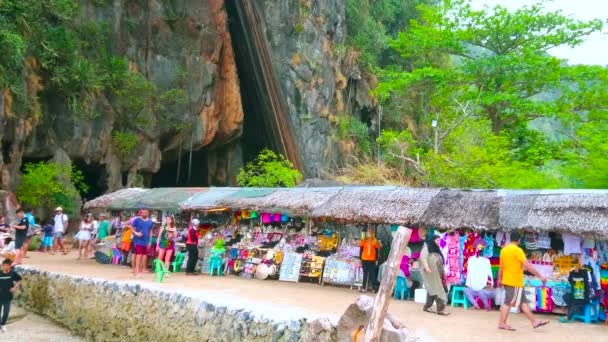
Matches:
[464,238,494,310]
[52,207,68,255]
[420,232,449,315]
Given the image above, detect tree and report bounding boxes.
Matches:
[373,0,607,188]
[237,149,303,187]
[17,162,88,215]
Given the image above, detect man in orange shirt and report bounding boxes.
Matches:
[497,231,549,331]
[359,230,381,293]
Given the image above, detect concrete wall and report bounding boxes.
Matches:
[14,267,337,342]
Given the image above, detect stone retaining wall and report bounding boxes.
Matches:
[14,267,337,342]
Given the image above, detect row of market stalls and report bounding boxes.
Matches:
[84,187,608,234]
[85,187,608,314]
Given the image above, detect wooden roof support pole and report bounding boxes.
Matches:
[363,226,412,342]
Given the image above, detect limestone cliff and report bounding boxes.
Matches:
[0,0,377,196]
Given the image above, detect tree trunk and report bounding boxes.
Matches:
[363,226,412,341]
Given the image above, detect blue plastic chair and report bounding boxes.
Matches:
[394,276,411,300]
[571,298,601,324]
[450,285,470,308]
[209,256,223,276]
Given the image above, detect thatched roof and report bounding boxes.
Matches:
[420,190,500,230]
[512,190,608,235]
[84,187,608,235]
[219,187,341,216]
[83,188,147,210]
[311,187,440,225]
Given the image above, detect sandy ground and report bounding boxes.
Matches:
[3,305,83,342]
[18,251,608,342]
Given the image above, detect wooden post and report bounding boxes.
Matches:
[363,226,412,342]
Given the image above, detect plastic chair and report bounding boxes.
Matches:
[571,298,601,324]
[153,259,169,283]
[209,256,223,276]
[111,248,123,265]
[171,252,186,273]
[394,276,411,300]
[451,285,470,308]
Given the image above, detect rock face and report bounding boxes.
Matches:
[0,0,244,192]
[257,0,378,178]
[16,267,337,342]
[0,0,377,192]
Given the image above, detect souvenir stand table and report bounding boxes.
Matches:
[322,257,363,289]
[279,251,303,282]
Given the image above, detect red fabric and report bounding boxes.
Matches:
[462,232,479,277]
[187,226,199,245]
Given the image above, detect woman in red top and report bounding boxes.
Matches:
[359,231,381,293]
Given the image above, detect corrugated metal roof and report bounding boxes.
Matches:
[182,188,241,210]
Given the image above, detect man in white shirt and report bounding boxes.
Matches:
[52,207,68,255]
[465,239,494,310]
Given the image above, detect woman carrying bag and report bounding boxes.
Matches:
[421,232,450,316]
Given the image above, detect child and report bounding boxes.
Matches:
[0,236,15,263]
[0,259,22,332]
[42,221,54,253]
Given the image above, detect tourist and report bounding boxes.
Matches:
[131,209,153,277]
[52,207,68,255]
[497,231,549,331]
[0,236,15,263]
[97,213,110,241]
[75,215,94,260]
[465,239,494,310]
[21,209,36,259]
[41,220,54,253]
[120,218,134,267]
[156,215,177,270]
[0,217,8,249]
[185,218,200,275]
[10,209,29,266]
[420,232,449,316]
[0,259,22,333]
[359,230,380,293]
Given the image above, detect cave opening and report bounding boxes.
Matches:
[72,159,108,200]
[150,148,209,187]
[225,0,277,164]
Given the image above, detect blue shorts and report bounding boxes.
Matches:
[43,236,54,247]
[53,231,63,239]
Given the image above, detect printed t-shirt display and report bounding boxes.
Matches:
[568,269,590,304]
[500,244,526,287]
[562,233,582,255]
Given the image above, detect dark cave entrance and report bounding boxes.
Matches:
[150,148,209,187]
[72,159,108,200]
[226,0,277,164]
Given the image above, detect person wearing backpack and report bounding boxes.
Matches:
[52,208,68,255]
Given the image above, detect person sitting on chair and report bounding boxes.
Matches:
[465,238,494,310]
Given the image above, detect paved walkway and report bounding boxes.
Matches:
[19,252,608,341]
[3,305,83,342]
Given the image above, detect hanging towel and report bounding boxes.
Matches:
[262,213,271,224]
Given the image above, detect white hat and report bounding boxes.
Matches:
[191,218,200,226]
[1,233,11,239]
[55,207,63,211]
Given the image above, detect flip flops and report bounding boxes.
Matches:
[498,325,516,331]
[423,308,436,314]
[533,321,549,329]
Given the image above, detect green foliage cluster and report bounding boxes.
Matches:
[17,162,89,215]
[237,149,303,188]
[361,0,608,189]
[338,116,372,156]
[112,130,140,158]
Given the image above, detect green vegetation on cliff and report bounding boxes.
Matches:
[237,149,303,188]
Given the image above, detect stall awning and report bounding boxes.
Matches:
[182,188,241,210]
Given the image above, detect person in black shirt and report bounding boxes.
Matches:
[10,209,29,266]
[0,259,22,332]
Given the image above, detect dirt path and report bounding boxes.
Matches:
[20,252,608,341]
[3,305,83,342]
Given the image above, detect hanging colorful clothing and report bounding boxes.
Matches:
[482,233,494,258]
[446,233,462,284]
[461,232,478,280]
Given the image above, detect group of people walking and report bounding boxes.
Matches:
[419,230,549,331]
